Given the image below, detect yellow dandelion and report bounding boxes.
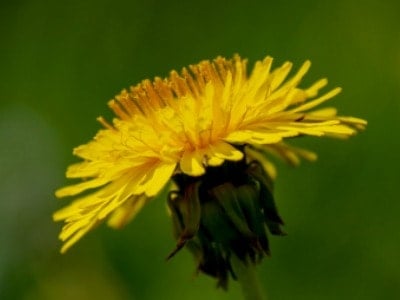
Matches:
[54,55,366,272]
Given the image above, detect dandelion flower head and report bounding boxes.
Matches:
[54,54,366,254]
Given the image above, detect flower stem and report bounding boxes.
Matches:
[231,255,267,300]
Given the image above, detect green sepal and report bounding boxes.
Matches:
[166,182,202,259]
[167,192,184,239]
[235,183,271,257]
[246,162,286,236]
[200,197,240,249]
[211,183,256,240]
[191,229,231,289]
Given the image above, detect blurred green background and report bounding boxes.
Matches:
[1,0,399,299]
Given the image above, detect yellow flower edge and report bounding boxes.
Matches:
[54,54,366,253]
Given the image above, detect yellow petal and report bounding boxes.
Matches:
[60,220,97,254]
[290,87,342,113]
[270,62,292,91]
[211,141,243,161]
[180,151,205,176]
[225,130,297,144]
[107,195,149,229]
[206,156,224,166]
[306,107,338,118]
[141,162,176,196]
[338,116,368,125]
[55,177,109,198]
[66,162,100,178]
[245,147,277,179]
[304,78,328,97]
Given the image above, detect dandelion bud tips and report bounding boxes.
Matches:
[54,54,366,284]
